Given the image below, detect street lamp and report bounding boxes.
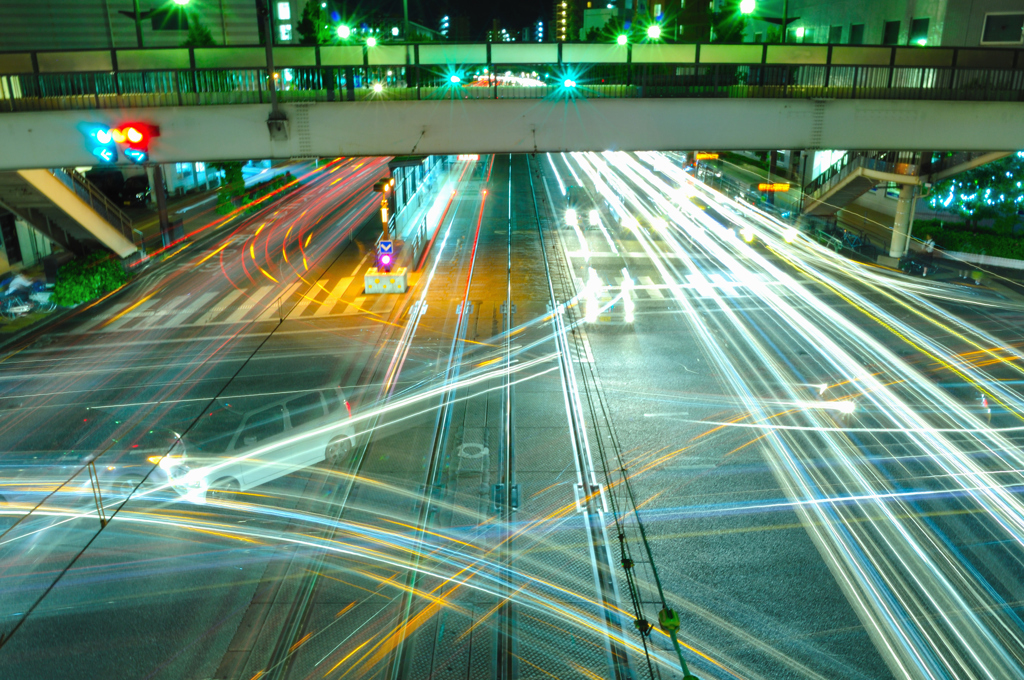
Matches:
[616,34,628,45]
[366,36,377,47]
[337,24,351,39]
[739,0,754,14]
[646,24,661,39]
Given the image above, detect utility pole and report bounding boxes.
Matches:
[781,0,788,42]
[132,0,144,46]
[259,0,289,140]
[403,0,409,39]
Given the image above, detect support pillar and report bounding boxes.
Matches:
[151,164,171,248]
[888,184,916,258]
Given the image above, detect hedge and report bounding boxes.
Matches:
[52,252,128,306]
[914,219,1024,261]
[216,172,298,216]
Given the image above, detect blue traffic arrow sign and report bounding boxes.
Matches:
[378,240,393,254]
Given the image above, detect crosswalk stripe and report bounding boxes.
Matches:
[639,276,665,298]
[105,299,158,331]
[312,277,354,317]
[341,296,366,316]
[287,280,329,318]
[195,289,244,325]
[165,291,219,328]
[133,295,188,329]
[73,302,129,334]
[255,282,303,322]
[222,286,274,324]
[370,295,396,314]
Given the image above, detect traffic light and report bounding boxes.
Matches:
[81,123,160,164]
[83,124,117,163]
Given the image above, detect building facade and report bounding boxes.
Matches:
[746,0,1024,47]
[2,0,262,50]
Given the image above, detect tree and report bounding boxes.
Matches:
[181,16,216,47]
[928,152,1024,231]
[297,0,332,45]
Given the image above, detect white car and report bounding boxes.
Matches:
[186,387,356,502]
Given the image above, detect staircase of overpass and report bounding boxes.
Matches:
[801,150,1011,217]
[0,167,139,258]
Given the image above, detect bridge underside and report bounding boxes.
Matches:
[0,98,1021,170]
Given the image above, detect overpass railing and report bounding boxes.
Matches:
[0,43,1022,111]
[50,167,137,245]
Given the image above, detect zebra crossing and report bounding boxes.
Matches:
[74,277,397,334]
[573,271,764,302]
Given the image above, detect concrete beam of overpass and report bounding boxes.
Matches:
[1,98,1022,170]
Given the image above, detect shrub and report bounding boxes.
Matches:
[914,219,1024,260]
[52,252,128,307]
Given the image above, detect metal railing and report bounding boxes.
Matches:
[50,167,136,244]
[1,42,1022,112]
[804,150,920,203]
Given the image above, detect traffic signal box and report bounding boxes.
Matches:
[83,123,160,164]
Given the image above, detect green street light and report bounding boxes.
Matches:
[172,0,190,5]
[337,24,351,39]
[367,36,377,47]
[616,33,628,45]
[646,24,661,39]
[739,0,755,13]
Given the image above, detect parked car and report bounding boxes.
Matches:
[185,387,356,502]
[121,174,151,207]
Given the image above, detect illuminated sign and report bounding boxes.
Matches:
[757,182,791,192]
[457,154,480,161]
[695,152,719,160]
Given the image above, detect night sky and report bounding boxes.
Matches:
[342,0,548,38]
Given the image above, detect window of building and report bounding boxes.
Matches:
[801,27,815,43]
[276,2,291,21]
[909,18,929,45]
[754,32,763,43]
[849,24,865,45]
[981,13,1024,44]
[279,23,292,41]
[654,3,662,18]
[882,20,900,45]
[828,25,842,43]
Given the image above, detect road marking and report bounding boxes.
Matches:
[165,291,219,328]
[222,286,275,324]
[105,299,158,331]
[255,282,303,322]
[287,281,325,318]
[133,295,189,329]
[313,277,353,317]
[638,276,665,299]
[72,302,129,334]
[341,296,366,316]
[195,289,245,325]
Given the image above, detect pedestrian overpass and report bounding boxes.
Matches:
[1,42,1022,169]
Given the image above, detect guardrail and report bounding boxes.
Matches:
[1,42,1022,112]
[50,167,136,245]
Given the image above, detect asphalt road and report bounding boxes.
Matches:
[1,152,1023,680]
